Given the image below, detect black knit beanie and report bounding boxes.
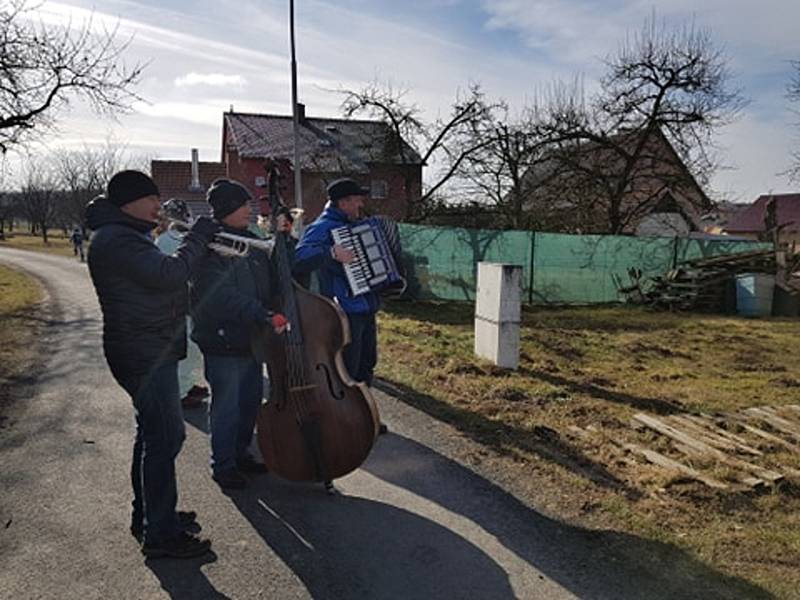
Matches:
[207,178,251,220]
[107,170,160,207]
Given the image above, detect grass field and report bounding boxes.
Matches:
[377,301,800,597]
[0,230,82,258]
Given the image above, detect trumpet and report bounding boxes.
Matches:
[168,218,275,258]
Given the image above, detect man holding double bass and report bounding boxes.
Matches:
[189,178,289,490]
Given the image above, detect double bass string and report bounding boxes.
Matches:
[274,230,311,423]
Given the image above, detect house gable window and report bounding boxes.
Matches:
[371,180,388,199]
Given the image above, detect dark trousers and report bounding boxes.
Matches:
[344,312,377,386]
[203,354,263,475]
[118,362,185,545]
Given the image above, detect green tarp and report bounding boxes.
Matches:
[397,223,770,304]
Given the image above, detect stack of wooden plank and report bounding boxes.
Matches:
[619,250,782,312]
[569,404,800,492]
[627,405,800,490]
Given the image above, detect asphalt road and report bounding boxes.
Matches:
[0,248,770,600]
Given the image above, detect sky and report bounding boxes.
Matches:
[13,0,800,202]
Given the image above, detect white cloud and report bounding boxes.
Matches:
[174,73,247,88]
[131,101,223,126]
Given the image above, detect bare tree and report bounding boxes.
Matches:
[340,82,499,221]
[56,141,130,232]
[525,17,744,234]
[19,163,60,243]
[455,104,553,229]
[787,60,800,183]
[0,1,144,153]
[0,191,17,237]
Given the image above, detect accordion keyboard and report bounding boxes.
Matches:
[331,220,400,296]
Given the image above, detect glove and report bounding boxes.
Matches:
[189,216,222,241]
[270,313,289,332]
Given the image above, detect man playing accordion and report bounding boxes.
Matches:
[293,178,389,434]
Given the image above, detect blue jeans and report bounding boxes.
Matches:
[344,312,377,386]
[203,354,263,475]
[121,362,186,545]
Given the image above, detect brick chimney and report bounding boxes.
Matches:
[189,148,202,192]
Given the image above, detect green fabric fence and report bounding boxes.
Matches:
[397,223,771,304]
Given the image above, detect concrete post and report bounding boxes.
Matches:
[474,262,522,370]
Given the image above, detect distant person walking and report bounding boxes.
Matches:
[70,228,85,262]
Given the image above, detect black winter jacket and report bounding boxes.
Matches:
[190,226,278,356]
[86,197,211,379]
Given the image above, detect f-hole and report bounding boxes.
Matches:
[316,363,345,400]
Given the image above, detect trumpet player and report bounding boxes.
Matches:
[86,170,219,559]
[190,178,289,490]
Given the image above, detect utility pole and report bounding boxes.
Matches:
[289,0,303,218]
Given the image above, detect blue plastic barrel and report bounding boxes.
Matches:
[735,273,774,317]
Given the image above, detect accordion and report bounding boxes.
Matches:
[331,217,405,297]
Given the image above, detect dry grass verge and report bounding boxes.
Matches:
[377,301,800,598]
[0,231,80,258]
[0,265,44,425]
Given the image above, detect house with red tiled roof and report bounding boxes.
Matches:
[723,193,800,245]
[151,108,423,223]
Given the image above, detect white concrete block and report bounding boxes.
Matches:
[474,262,522,370]
[474,318,520,369]
[475,263,522,323]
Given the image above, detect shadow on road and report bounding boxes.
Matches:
[145,551,229,599]
[360,433,772,600]
[190,431,772,600]
[225,475,517,599]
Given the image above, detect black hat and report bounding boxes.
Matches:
[327,178,369,203]
[275,205,294,223]
[207,178,251,220]
[107,170,160,207]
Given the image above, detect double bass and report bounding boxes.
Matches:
[253,163,380,485]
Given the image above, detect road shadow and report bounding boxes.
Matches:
[359,432,772,600]
[225,475,517,599]
[144,552,229,600]
[200,428,772,600]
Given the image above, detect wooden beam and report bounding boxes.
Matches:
[745,408,800,443]
[633,413,784,484]
[677,415,763,456]
[622,443,728,489]
[723,414,800,453]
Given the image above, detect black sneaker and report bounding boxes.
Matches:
[236,455,268,474]
[212,468,247,489]
[178,510,197,526]
[142,532,211,559]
